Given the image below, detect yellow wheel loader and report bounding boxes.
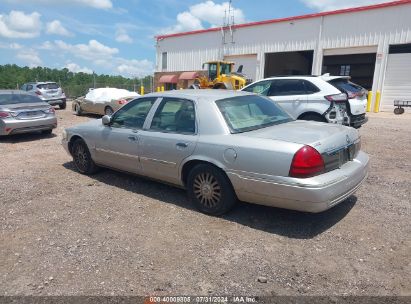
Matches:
[190,61,250,90]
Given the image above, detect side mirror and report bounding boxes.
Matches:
[102,115,111,126]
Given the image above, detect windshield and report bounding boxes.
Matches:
[0,93,44,105]
[220,64,231,75]
[216,95,293,133]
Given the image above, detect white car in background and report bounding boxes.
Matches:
[241,75,367,128]
[321,75,368,128]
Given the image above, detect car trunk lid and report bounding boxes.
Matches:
[244,120,360,154]
[3,103,51,120]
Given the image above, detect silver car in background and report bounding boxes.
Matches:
[21,82,67,109]
[72,96,136,116]
[62,90,369,215]
[0,90,57,136]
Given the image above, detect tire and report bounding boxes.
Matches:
[187,164,237,215]
[299,113,327,122]
[104,106,114,116]
[71,138,99,175]
[41,129,53,135]
[74,103,82,116]
[59,101,67,110]
[399,108,405,114]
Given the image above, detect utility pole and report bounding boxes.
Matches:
[93,71,96,88]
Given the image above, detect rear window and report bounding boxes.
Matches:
[216,95,293,133]
[37,83,59,90]
[328,79,364,93]
[0,93,43,105]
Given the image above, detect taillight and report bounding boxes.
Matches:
[0,111,10,118]
[44,107,55,114]
[289,145,325,178]
[325,93,348,103]
[118,99,128,105]
[35,90,42,95]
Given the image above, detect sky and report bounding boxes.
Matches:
[0,0,396,78]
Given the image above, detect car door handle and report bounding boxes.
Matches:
[176,142,188,148]
[128,135,138,142]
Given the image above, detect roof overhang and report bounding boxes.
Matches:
[179,72,199,80]
[159,74,178,83]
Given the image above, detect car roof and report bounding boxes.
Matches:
[24,81,58,85]
[0,89,31,95]
[260,75,321,81]
[145,89,255,100]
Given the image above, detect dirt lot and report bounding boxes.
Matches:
[1,102,410,296]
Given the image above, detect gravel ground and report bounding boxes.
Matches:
[0,102,410,296]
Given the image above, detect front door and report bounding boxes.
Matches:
[94,97,157,173]
[139,97,198,185]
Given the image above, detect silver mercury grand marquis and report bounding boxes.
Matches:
[62,90,369,215]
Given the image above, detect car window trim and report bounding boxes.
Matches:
[146,96,198,135]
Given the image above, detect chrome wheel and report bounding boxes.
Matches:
[193,172,221,208]
[74,143,88,171]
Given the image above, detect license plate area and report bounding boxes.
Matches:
[17,111,45,119]
[323,142,359,172]
[340,144,355,164]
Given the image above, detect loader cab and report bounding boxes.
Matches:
[203,61,234,81]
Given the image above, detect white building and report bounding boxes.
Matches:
[155,0,411,111]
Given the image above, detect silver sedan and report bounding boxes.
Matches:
[62,90,369,215]
[0,90,57,136]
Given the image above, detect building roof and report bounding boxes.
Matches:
[156,0,411,41]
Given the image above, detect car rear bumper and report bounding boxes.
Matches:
[350,114,368,127]
[0,116,57,135]
[228,151,369,213]
[39,97,66,105]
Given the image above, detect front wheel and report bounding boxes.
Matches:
[187,164,237,215]
[71,139,99,174]
[74,103,82,116]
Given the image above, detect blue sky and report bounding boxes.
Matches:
[0,0,392,78]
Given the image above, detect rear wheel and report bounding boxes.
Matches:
[59,101,67,110]
[299,113,327,122]
[187,164,237,215]
[71,139,99,174]
[104,106,114,116]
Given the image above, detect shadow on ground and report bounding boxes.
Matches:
[63,161,356,239]
[0,132,57,143]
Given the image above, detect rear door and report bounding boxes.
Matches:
[267,79,308,118]
[138,97,198,185]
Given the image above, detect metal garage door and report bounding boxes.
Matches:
[381,44,411,112]
[224,54,257,81]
